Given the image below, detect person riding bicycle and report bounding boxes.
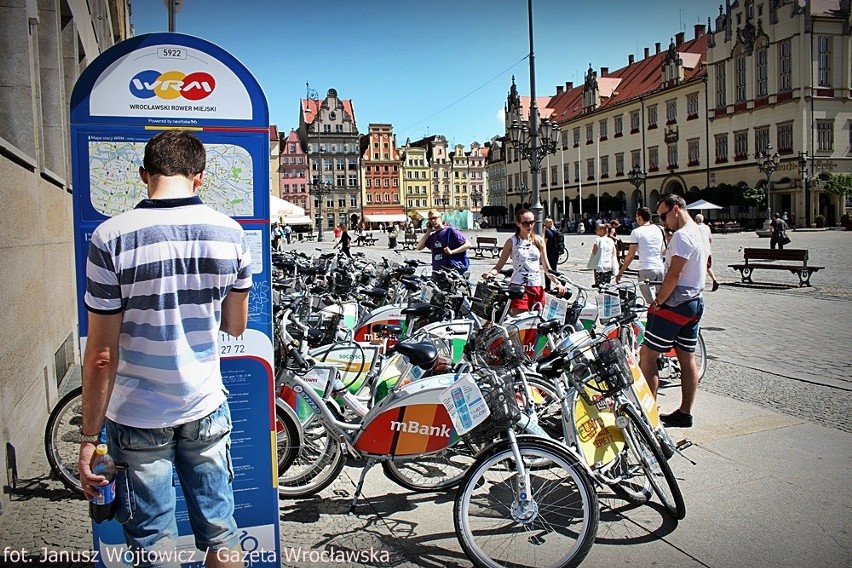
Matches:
[640,194,707,429]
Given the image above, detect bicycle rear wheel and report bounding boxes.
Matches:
[275,406,300,476]
[382,439,478,493]
[695,331,707,382]
[277,414,345,498]
[454,437,598,568]
[620,405,686,519]
[44,387,84,495]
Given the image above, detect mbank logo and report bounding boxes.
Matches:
[129,70,215,100]
[389,419,452,438]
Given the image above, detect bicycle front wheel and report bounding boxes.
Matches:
[454,437,598,568]
[44,387,84,495]
[621,405,686,519]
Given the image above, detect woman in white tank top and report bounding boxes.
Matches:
[484,209,563,316]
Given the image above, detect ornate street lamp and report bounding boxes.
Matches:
[755,143,781,222]
[507,0,560,236]
[797,151,812,228]
[309,175,333,242]
[440,193,450,213]
[628,167,647,208]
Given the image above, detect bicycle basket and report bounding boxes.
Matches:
[465,368,520,445]
[568,337,634,400]
[471,281,507,320]
[469,323,530,369]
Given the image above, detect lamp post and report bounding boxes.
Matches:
[755,143,781,224]
[440,193,450,213]
[309,175,333,242]
[628,166,647,209]
[507,0,559,237]
[797,151,812,227]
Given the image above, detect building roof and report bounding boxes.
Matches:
[269,125,278,141]
[301,97,356,126]
[547,31,709,125]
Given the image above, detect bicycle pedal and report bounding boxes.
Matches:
[676,439,693,451]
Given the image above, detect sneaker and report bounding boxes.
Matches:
[660,409,693,428]
[711,280,720,292]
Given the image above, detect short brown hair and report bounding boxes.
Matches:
[143,130,206,177]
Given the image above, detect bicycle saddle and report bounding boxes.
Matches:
[499,267,514,278]
[537,318,562,335]
[373,323,403,336]
[401,303,434,317]
[394,341,438,370]
[536,350,567,377]
[364,287,388,299]
[399,277,421,292]
[501,285,526,299]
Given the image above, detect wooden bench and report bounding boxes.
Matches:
[400,236,418,250]
[728,248,823,287]
[304,233,315,241]
[471,236,501,258]
[712,223,743,234]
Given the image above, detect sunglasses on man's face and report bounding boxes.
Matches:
[660,206,674,222]
[519,220,535,226]
[428,217,439,220]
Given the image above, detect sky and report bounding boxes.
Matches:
[130,0,721,147]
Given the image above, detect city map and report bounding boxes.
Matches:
[88,140,254,217]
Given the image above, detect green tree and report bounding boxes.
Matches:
[821,173,852,198]
[739,185,765,208]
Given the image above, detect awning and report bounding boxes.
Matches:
[278,215,314,226]
[363,214,408,223]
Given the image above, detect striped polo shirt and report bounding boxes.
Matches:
[85,196,252,428]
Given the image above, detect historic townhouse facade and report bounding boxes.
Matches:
[467,142,489,214]
[298,88,362,231]
[505,26,712,220]
[400,142,431,221]
[707,0,851,226]
[0,0,131,507]
[279,129,310,214]
[360,123,405,226]
[485,136,509,225]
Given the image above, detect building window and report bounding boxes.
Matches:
[715,134,728,163]
[615,153,624,175]
[735,52,747,102]
[776,122,793,154]
[350,196,358,207]
[586,124,594,144]
[561,129,569,149]
[666,99,677,124]
[716,63,727,107]
[667,143,678,169]
[648,147,659,171]
[648,105,658,129]
[631,150,641,169]
[779,39,792,91]
[818,36,831,87]
[366,194,372,204]
[574,161,580,182]
[734,130,748,160]
[688,139,700,166]
[563,163,571,183]
[630,111,640,133]
[687,93,699,119]
[586,158,595,180]
[816,120,833,152]
[600,156,609,178]
[599,119,608,140]
[550,165,558,185]
[614,115,623,137]
[754,126,770,154]
[573,127,580,147]
[756,44,768,97]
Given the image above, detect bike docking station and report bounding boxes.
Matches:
[70,33,279,567]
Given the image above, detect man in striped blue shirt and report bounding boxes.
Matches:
[78,131,251,567]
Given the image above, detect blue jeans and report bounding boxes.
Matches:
[107,401,239,566]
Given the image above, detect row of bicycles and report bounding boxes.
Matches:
[43,247,702,567]
[269,249,700,567]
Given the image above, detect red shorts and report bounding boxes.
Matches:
[510,286,546,312]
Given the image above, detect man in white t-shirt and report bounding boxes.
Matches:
[615,207,665,285]
[640,194,707,428]
[694,214,719,291]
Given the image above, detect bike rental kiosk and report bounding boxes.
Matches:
[70,33,278,567]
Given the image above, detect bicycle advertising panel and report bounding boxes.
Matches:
[70,33,278,567]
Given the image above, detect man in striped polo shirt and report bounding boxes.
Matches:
[78,131,250,567]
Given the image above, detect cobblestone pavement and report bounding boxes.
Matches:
[0,227,849,566]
